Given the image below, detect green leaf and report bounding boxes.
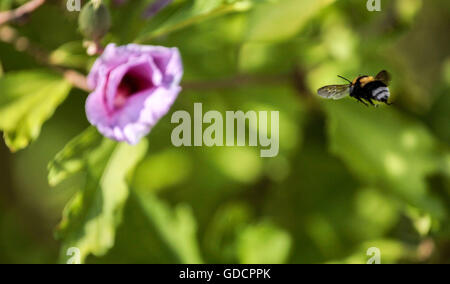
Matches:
[324,100,445,219]
[49,41,92,70]
[0,0,13,11]
[132,148,192,193]
[237,222,292,264]
[0,70,71,151]
[136,0,253,43]
[48,127,103,187]
[351,188,399,240]
[212,147,263,183]
[246,0,335,42]
[57,139,148,263]
[204,203,252,263]
[135,192,204,264]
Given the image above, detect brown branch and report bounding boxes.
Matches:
[63,70,90,92]
[0,25,90,92]
[0,0,46,26]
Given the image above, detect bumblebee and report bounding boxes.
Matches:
[317,70,392,106]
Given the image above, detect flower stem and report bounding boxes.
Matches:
[0,0,46,26]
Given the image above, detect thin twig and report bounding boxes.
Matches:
[0,25,90,92]
[0,0,46,26]
[63,70,90,92]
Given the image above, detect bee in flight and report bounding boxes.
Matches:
[317,70,392,106]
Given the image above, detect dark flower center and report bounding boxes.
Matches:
[114,67,154,109]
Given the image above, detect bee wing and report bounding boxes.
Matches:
[375,70,391,86]
[317,84,350,100]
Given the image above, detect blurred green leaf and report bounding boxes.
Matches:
[132,148,192,193]
[0,70,71,152]
[246,0,335,42]
[57,140,148,263]
[237,222,292,264]
[212,147,263,183]
[49,41,91,70]
[351,188,399,240]
[136,192,203,264]
[204,203,252,263]
[0,0,14,11]
[406,206,433,237]
[48,127,103,187]
[324,100,445,219]
[396,0,422,24]
[136,0,253,42]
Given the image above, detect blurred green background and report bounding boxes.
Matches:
[0,0,449,264]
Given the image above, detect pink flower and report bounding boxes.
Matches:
[86,43,183,144]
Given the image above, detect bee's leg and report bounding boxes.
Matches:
[381,98,393,106]
[366,98,376,107]
[356,97,368,107]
